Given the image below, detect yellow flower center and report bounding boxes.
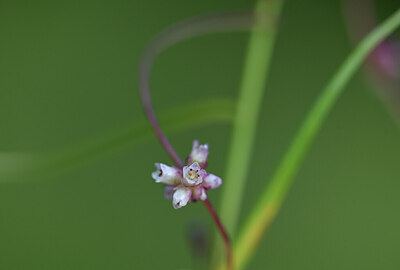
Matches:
[187,168,199,180]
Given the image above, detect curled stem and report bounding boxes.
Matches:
[138,10,254,269]
[138,11,256,167]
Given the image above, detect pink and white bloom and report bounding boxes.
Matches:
[151,163,181,185]
[192,187,207,201]
[152,140,222,209]
[172,187,192,209]
[202,173,223,189]
[186,140,209,168]
[182,162,206,186]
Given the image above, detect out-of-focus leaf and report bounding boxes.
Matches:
[229,8,400,270]
[0,98,235,182]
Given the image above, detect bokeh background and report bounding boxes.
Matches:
[1,0,399,269]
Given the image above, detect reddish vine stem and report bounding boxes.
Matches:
[138,11,250,270]
[203,199,233,270]
[138,11,254,167]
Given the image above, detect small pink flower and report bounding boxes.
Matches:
[203,173,222,189]
[151,163,181,185]
[192,187,207,201]
[186,140,209,168]
[182,162,207,186]
[172,186,192,209]
[152,140,222,209]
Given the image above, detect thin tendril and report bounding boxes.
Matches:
[138,11,255,269]
[138,11,255,167]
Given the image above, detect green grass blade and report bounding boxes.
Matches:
[212,0,284,267]
[232,8,400,270]
[0,98,235,182]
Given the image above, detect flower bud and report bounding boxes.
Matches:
[152,163,181,185]
[192,187,207,201]
[187,140,209,168]
[202,173,222,190]
[173,187,192,209]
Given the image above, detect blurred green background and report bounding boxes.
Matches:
[0,0,399,269]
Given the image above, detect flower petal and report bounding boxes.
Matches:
[202,173,222,189]
[172,186,192,209]
[152,163,181,185]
